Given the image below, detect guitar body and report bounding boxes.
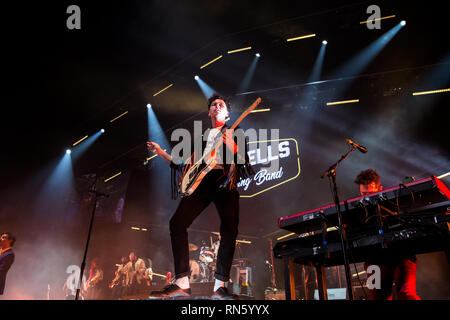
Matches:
[180,97,261,197]
[181,157,216,197]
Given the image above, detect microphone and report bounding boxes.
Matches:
[346,138,368,153]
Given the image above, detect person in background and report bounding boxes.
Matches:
[355,169,420,300]
[0,232,16,295]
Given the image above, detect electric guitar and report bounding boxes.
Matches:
[144,267,168,286]
[180,97,261,196]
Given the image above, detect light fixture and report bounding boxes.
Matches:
[326,99,360,106]
[104,172,122,183]
[322,40,328,45]
[153,84,174,97]
[359,15,396,25]
[412,88,449,96]
[100,129,105,133]
[227,46,252,54]
[400,20,406,26]
[147,103,152,109]
[255,53,260,57]
[200,55,223,69]
[110,111,129,123]
[66,149,71,155]
[72,135,88,146]
[286,34,316,42]
[194,75,199,80]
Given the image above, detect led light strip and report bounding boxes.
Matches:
[153,84,174,97]
[286,34,316,42]
[104,171,122,183]
[250,108,271,113]
[437,172,450,179]
[146,149,167,162]
[326,99,359,106]
[110,111,129,123]
[200,55,223,69]
[360,15,396,24]
[412,88,450,96]
[227,46,252,54]
[276,233,296,241]
[72,135,88,146]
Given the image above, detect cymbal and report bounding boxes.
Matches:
[188,243,198,251]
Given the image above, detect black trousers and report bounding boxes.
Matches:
[170,169,239,282]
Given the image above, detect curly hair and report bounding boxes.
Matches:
[354,169,380,186]
[207,93,231,112]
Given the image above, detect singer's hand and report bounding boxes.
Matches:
[147,142,162,155]
[222,129,238,154]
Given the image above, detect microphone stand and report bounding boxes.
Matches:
[320,145,357,300]
[75,175,108,300]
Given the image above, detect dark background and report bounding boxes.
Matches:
[1,0,448,299]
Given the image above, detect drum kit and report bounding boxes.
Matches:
[188,242,217,282]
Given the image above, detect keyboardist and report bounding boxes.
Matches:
[355,169,421,300]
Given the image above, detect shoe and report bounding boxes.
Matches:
[149,284,191,299]
[211,287,237,300]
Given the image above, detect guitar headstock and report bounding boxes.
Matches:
[230,97,261,130]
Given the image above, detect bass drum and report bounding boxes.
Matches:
[189,260,202,282]
[189,260,210,282]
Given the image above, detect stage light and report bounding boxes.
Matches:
[326,99,359,106]
[110,111,129,123]
[359,14,396,25]
[438,172,450,179]
[412,88,449,96]
[250,108,270,113]
[286,33,316,42]
[66,149,71,155]
[153,84,173,97]
[277,232,295,241]
[195,77,217,99]
[200,55,223,69]
[147,104,152,109]
[255,53,260,57]
[104,172,122,183]
[227,46,252,54]
[72,135,88,147]
[322,40,328,45]
[100,129,105,133]
[131,227,140,231]
[194,75,199,80]
[400,20,406,26]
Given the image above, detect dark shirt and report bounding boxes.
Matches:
[0,249,15,295]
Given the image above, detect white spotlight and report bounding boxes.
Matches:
[66,149,71,155]
[101,129,105,133]
[147,103,152,108]
[400,20,406,26]
[194,75,199,80]
[255,53,260,57]
[322,40,328,45]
